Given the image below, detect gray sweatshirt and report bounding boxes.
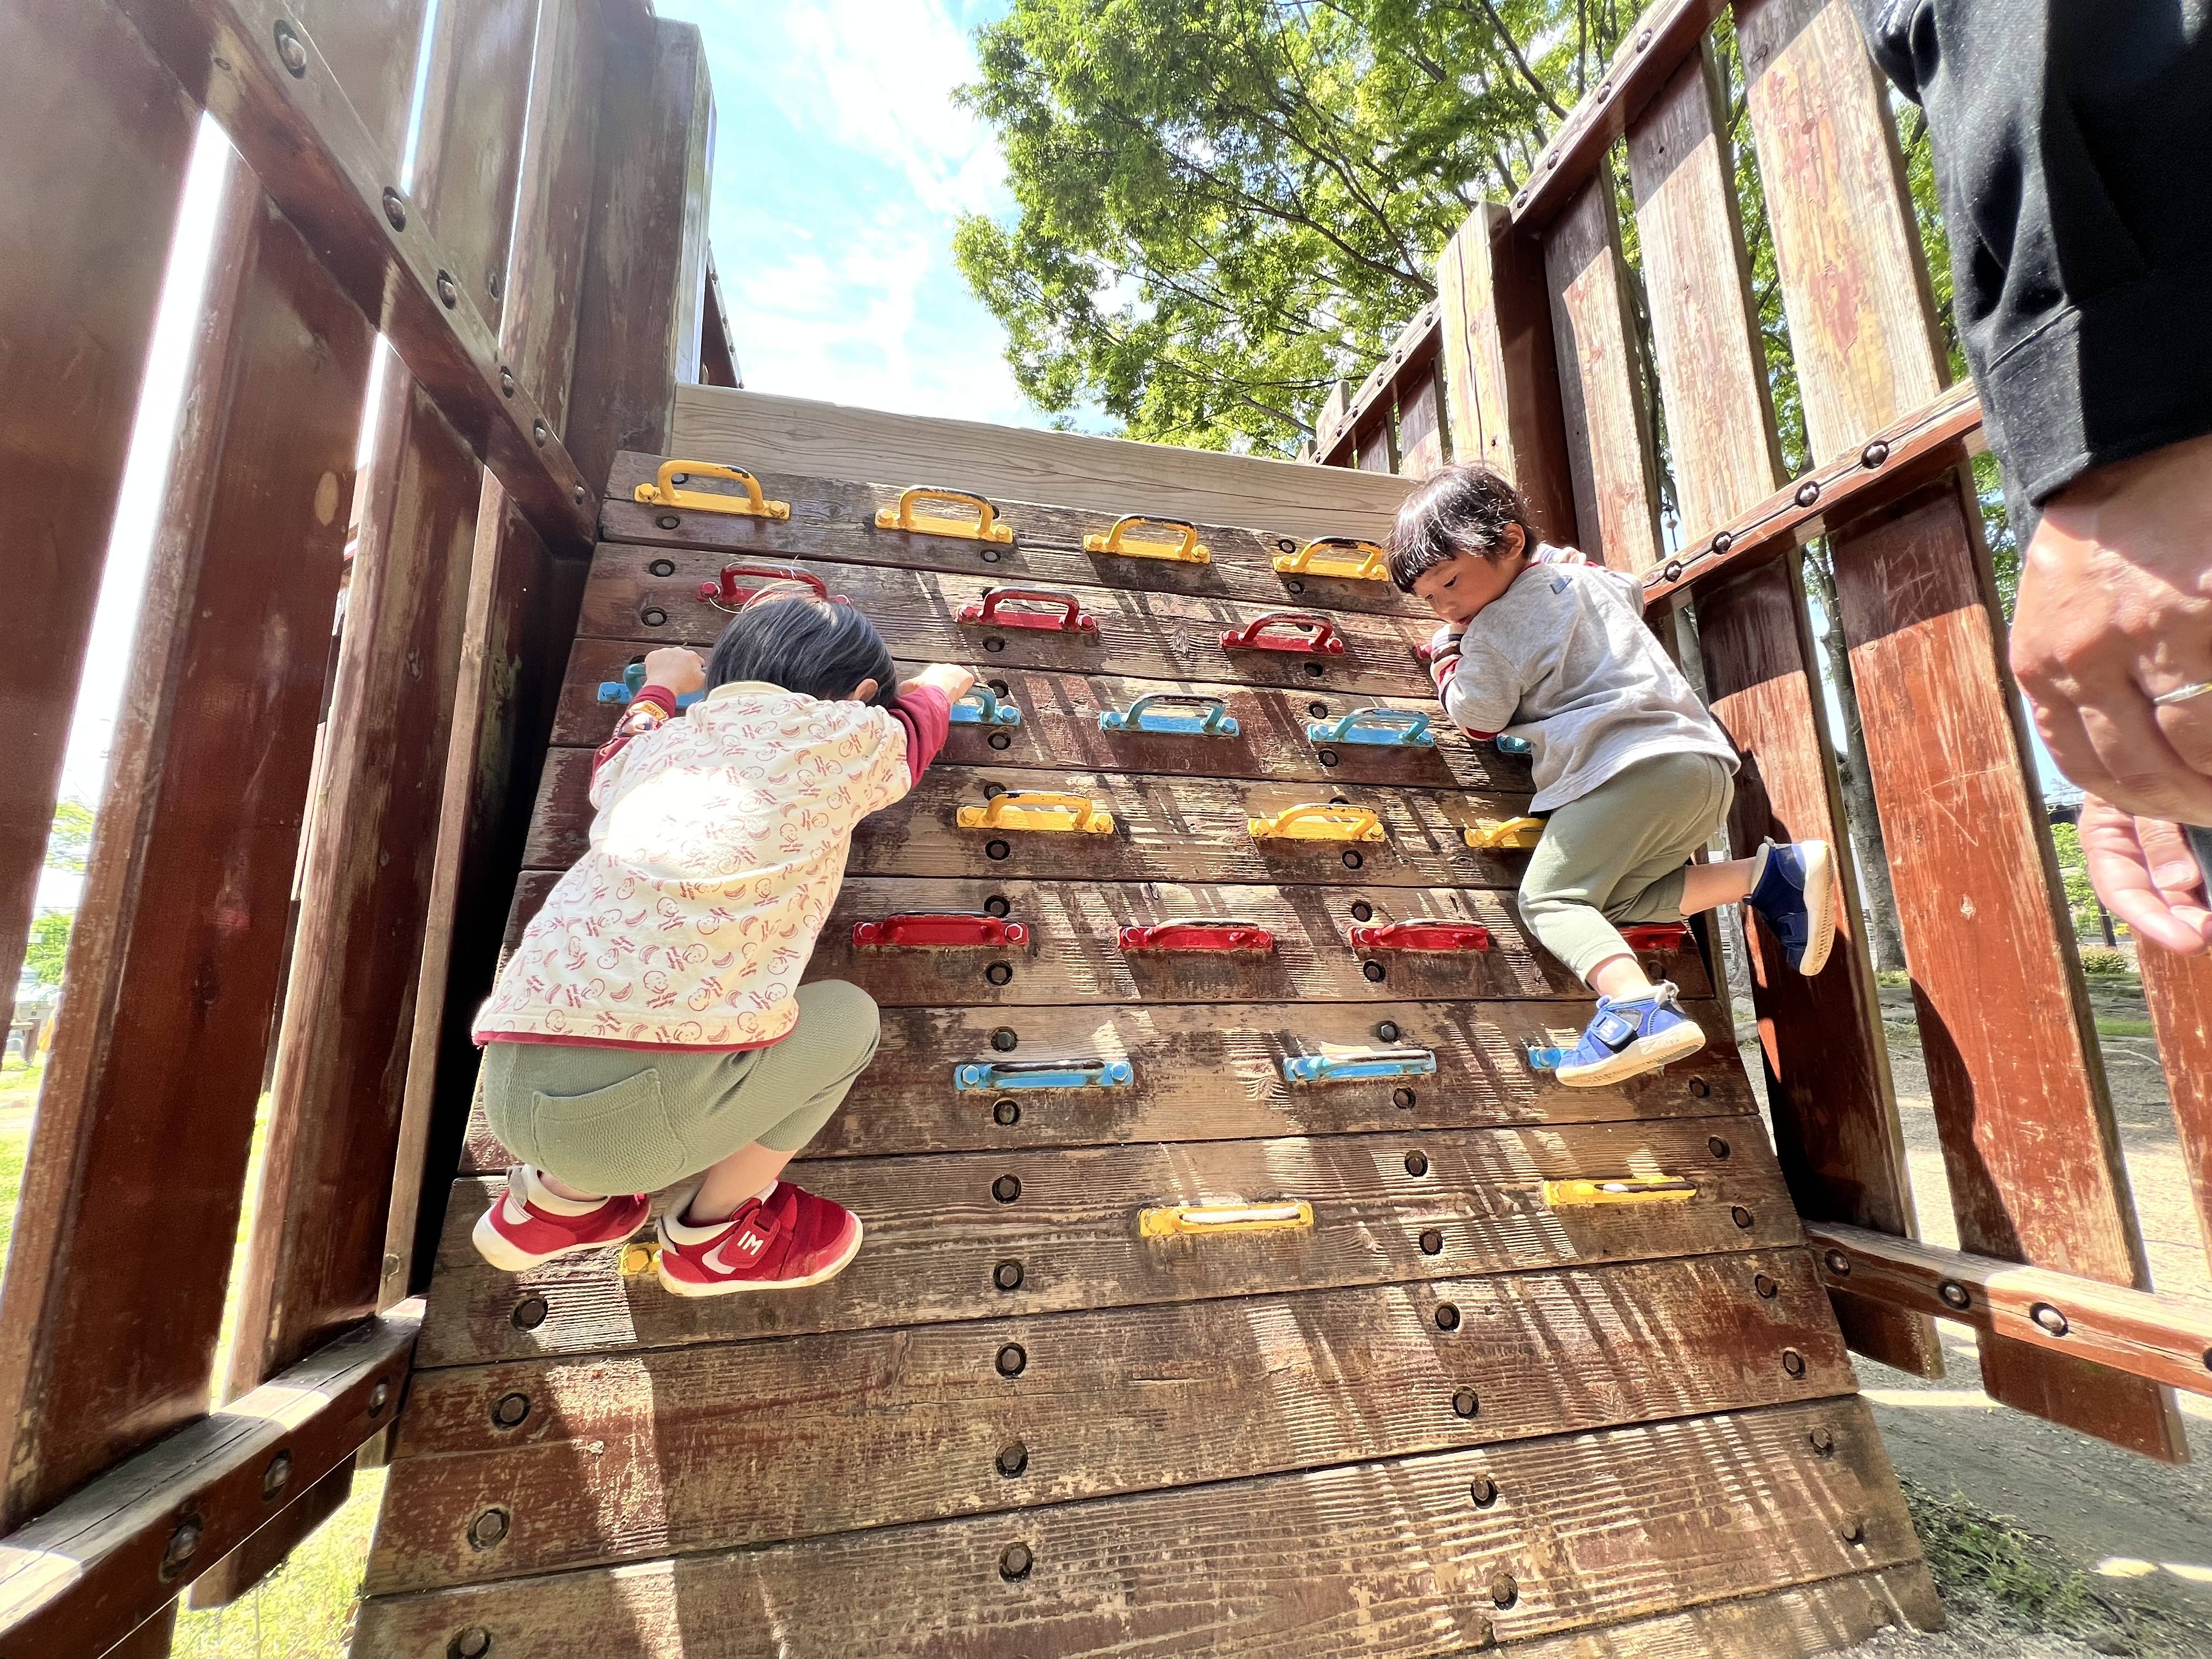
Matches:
[1434,553,1739,812]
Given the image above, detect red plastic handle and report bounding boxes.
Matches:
[958,586,1097,634]
[1220,611,1346,656]
[1619,922,1691,952]
[697,561,831,608]
[853,913,1030,949]
[1118,919,1276,954]
[1347,920,1494,952]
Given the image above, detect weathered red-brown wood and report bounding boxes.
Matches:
[1435,204,1582,543]
[430,1113,1779,1368]
[0,157,376,1536]
[0,0,196,1020]
[354,1397,1922,1657]
[558,637,1524,790]
[1543,173,1664,573]
[374,1250,1848,1591]
[577,544,1435,696]
[2138,946,2212,1255]
[1396,352,1448,480]
[1831,481,2182,1455]
[407,0,540,335]
[1623,27,1935,1376]
[600,456,1425,618]
[524,751,1534,885]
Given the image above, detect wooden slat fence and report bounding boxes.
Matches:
[0,1,718,1651]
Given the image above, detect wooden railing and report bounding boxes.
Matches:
[0,2,718,1652]
[1311,301,1449,477]
[1423,0,2210,1455]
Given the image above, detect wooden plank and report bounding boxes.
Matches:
[599,464,1428,619]
[574,549,1436,697]
[563,17,717,509]
[671,386,1417,545]
[1696,558,1938,1375]
[461,996,1750,1175]
[2138,946,2212,1257]
[1624,42,1786,540]
[699,247,742,388]
[1396,352,1447,480]
[0,157,376,1531]
[112,0,596,554]
[1355,417,1396,475]
[1734,0,1947,466]
[0,0,196,1013]
[374,1250,1852,1591]
[1831,479,2182,1456]
[1435,204,1581,544]
[289,0,428,173]
[524,753,1534,885]
[431,1111,1782,1369]
[1809,1223,2212,1398]
[558,640,1522,791]
[353,1397,1921,1657]
[1544,172,1664,574]
[1322,303,1440,468]
[1510,0,1734,232]
[0,1308,416,1659]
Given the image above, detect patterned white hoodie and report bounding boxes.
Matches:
[475,680,949,1050]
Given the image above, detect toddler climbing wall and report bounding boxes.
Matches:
[347,406,1936,1656]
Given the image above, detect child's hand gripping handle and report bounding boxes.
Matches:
[901,663,978,705]
[642,647,706,698]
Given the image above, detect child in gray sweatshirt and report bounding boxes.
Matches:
[1391,465,1837,1086]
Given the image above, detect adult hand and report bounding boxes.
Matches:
[641,646,706,697]
[2010,433,2212,823]
[2078,794,2211,957]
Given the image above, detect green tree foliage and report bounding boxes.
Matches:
[23,911,70,988]
[44,799,93,874]
[957,0,1633,451]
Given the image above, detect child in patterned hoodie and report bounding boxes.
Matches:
[470,587,973,1296]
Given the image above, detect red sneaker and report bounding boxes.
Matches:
[656,1181,863,1297]
[471,1165,650,1272]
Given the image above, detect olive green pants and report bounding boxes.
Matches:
[1516,752,1734,981]
[480,980,881,1196]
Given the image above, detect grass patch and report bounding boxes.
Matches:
[173,1466,386,1658]
[0,1109,26,1269]
[2095,1018,2155,1039]
[1875,968,1910,988]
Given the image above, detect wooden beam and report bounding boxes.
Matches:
[701,246,742,388]
[1321,303,1441,470]
[2138,946,2212,1260]
[1808,1224,2212,1398]
[1510,0,1733,232]
[0,1307,417,1659]
[111,0,597,554]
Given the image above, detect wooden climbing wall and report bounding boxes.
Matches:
[349,438,1936,1656]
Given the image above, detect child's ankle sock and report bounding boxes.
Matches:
[672,1180,778,1233]
[517,1165,606,1214]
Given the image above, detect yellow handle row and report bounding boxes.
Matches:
[956,791,1115,834]
[946,797,1541,848]
[875,486,1013,544]
[1139,1201,1314,1238]
[1085,515,1209,564]
[1465,816,1545,850]
[1248,803,1386,843]
[634,460,790,521]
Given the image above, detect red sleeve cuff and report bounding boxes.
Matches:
[630,685,679,717]
[890,685,951,783]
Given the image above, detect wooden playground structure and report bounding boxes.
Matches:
[2,0,2209,1655]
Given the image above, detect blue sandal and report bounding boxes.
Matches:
[1551,981,1706,1087]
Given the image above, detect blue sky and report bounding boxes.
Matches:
[655,0,1042,427]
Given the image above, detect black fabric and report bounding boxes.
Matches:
[1848,0,2212,503]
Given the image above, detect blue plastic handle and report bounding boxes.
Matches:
[1494,733,1532,757]
[1305,706,1435,748]
[1279,1047,1438,1084]
[953,1058,1135,1092]
[950,687,1023,726]
[1524,1043,1569,1074]
[597,662,701,709]
[1099,692,1238,738]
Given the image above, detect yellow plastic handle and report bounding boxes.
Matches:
[874,486,1013,544]
[1248,803,1387,843]
[1272,537,1389,580]
[956,791,1114,834]
[1465,815,1545,850]
[633,460,791,521]
[1084,515,1209,564]
[1542,1176,1698,1207]
[1139,1200,1314,1239]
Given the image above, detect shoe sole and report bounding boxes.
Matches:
[471,1205,648,1273]
[1553,1020,1707,1088]
[1795,840,1837,977]
[656,1218,865,1298]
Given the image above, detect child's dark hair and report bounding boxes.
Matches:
[1386,465,1538,592]
[706,589,896,704]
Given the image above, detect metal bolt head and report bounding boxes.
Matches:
[641,606,667,627]
[1810,1426,1837,1457]
[1838,1515,1867,1545]
[532,419,550,447]
[985,961,1014,986]
[1491,1571,1519,1608]
[1689,1076,1711,1098]
[1795,478,1822,509]
[369,1380,392,1418]
[161,1514,205,1580]
[992,1174,1022,1204]
[512,1295,549,1330]
[1392,1087,1417,1110]
[1435,1302,1461,1331]
[274,20,308,75]
[1452,1388,1480,1418]
[1862,439,1891,467]
[437,269,458,308]
[468,1506,510,1549]
[996,1441,1029,1477]
[1342,849,1363,870]
[986,839,1012,862]
[1939,1279,1971,1310]
[1707,1134,1729,1158]
[2032,1302,2069,1337]
[1362,960,1386,983]
[991,1027,1018,1053]
[1731,1205,1754,1229]
[999,1541,1034,1581]
[1712,529,1734,555]
[989,730,1013,749]
[1782,1347,1807,1377]
[1351,901,1373,922]
[996,1342,1027,1378]
[1663,560,1684,583]
[382,187,407,231]
[649,558,675,577]
[263,1449,293,1499]
[1754,1273,1779,1299]
[449,1629,493,1659]
[1469,1475,1499,1508]
[573,483,588,505]
[499,366,517,398]
[994,1260,1024,1291]
[993,1098,1020,1126]
[1374,1020,1400,1043]
[1825,1248,1852,1277]
[493,1391,531,1429]
[1420,1228,1444,1256]
[1404,1150,1429,1177]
